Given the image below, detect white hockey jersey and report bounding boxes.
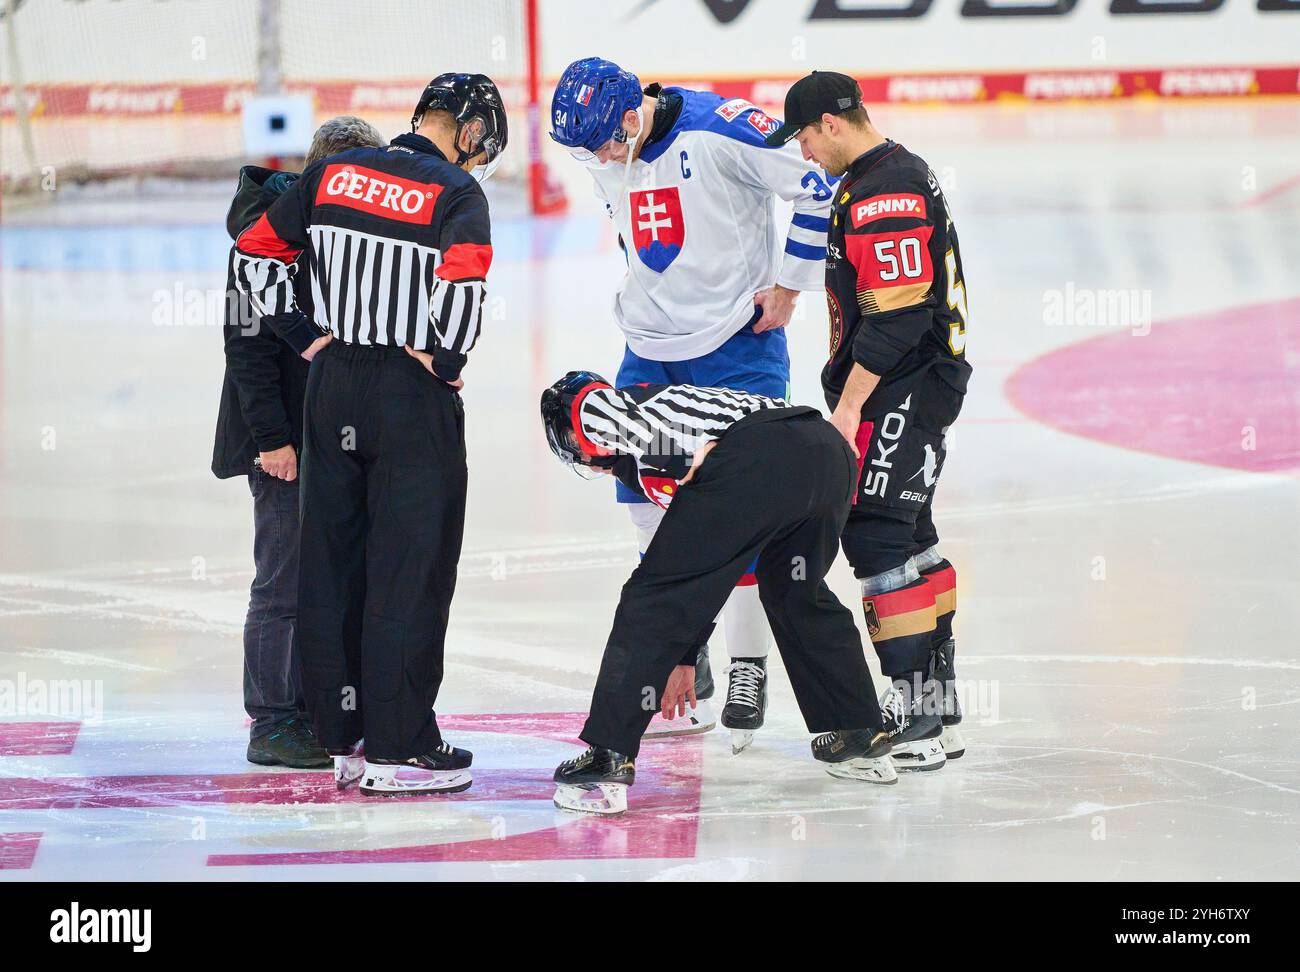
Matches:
[587,88,836,362]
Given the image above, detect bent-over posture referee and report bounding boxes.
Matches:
[233,74,508,796]
[540,373,905,815]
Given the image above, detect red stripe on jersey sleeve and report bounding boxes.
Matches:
[436,243,494,282]
[235,211,302,263]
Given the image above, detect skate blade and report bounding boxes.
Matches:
[359,769,473,796]
[823,755,898,785]
[553,782,628,816]
[643,700,715,739]
[642,720,716,739]
[890,737,947,772]
[729,729,755,755]
[939,725,966,760]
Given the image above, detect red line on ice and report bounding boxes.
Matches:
[0,721,81,756]
[1006,297,1300,473]
[0,832,41,870]
[0,712,704,866]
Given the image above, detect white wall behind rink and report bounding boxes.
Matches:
[546,1,1299,75]
[5,0,1299,87]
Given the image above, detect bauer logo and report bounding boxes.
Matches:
[315,163,443,224]
[852,193,927,227]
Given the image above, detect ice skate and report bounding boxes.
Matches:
[552,746,636,816]
[812,728,897,784]
[642,697,715,737]
[722,658,767,753]
[931,638,965,759]
[643,651,716,738]
[328,739,365,791]
[359,741,473,796]
[880,680,947,772]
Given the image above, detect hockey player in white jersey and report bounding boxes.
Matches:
[550,57,836,751]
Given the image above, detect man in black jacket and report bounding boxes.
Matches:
[212,116,385,769]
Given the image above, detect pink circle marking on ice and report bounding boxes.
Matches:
[1005,297,1300,473]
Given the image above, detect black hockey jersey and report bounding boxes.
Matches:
[232,132,491,383]
[822,140,972,414]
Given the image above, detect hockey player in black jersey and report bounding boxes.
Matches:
[541,372,903,815]
[766,72,972,769]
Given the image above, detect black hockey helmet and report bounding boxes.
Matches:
[540,371,616,477]
[412,72,509,179]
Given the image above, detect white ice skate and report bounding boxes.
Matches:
[552,746,634,816]
[330,739,365,791]
[812,729,898,785]
[823,754,899,784]
[642,698,716,738]
[552,781,629,816]
[359,743,474,796]
[939,725,966,760]
[360,761,472,796]
[890,735,947,771]
[880,683,947,773]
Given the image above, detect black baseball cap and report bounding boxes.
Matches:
[763,71,864,146]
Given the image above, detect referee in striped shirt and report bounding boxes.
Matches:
[231,74,506,796]
[541,374,898,812]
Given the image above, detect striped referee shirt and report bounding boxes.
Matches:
[574,382,806,509]
[232,133,490,383]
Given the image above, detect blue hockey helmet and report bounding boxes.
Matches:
[549,57,642,155]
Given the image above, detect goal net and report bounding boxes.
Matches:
[1,0,565,212]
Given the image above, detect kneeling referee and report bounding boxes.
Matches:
[541,373,905,815]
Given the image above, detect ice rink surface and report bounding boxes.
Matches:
[1,101,1297,881]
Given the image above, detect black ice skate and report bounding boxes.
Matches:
[359,741,473,796]
[931,638,965,759]
[552,746,635,816]
[722,658,768,754]
[812,728,897,784]
[879,679,947,772]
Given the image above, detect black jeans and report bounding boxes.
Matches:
[244,470,306,739]
[582,412,885,758]
[297,342,467,761]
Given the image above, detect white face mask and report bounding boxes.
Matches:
[471,154,501,183]
[611,107,645,217]
[569,107,643,168]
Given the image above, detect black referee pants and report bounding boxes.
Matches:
[297,342,467,761]
[582,412,885,758]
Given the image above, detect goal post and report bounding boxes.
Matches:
[526,0,565,216]
[0,0,567,214]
